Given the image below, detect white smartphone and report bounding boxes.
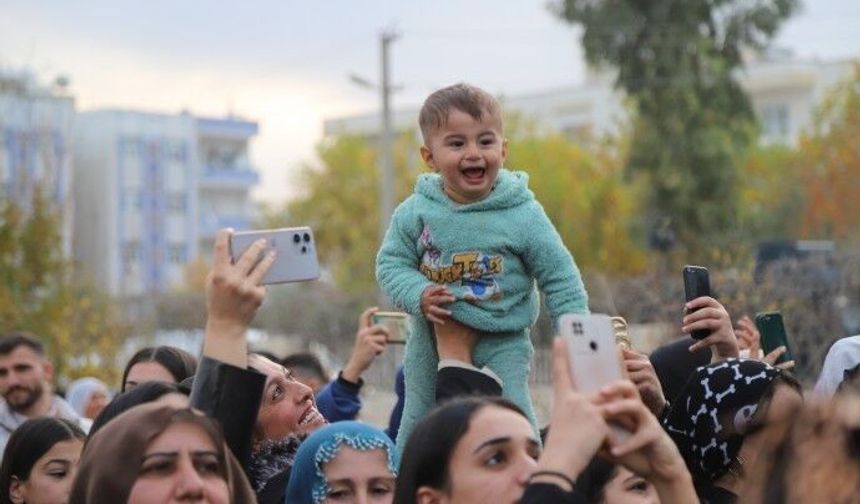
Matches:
[371,311,410,344]
[559,313,630,440]
[229,227,321,285]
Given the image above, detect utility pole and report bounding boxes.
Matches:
[349,28,399,307]
[378,28,398,254]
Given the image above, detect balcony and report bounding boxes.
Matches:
[198,166,260,189]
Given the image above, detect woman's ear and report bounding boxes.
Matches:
[10,476,26,504]
[416,485,447,504]
[420,145,437,171]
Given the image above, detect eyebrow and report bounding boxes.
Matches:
[142,450,219,460]
[42,459,72,468]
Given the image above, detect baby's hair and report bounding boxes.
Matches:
[418,83,502,142]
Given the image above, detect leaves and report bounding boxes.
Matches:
[553,0,799,256]
[0,190,128,385]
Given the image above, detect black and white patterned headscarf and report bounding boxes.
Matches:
[663,358,781,483]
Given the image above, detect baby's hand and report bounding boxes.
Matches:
[421,285,455,324]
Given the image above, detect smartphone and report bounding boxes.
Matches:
[559,313,630,440]
[755,311,795,366]
[229,227,320,285]
[372,311,410,344]
[683,265,711,340]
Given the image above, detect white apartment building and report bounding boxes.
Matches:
[324,50,856,147]
[73,110,259,297]
[0,71,75,255]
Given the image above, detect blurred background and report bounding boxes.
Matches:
[2,0,860,423]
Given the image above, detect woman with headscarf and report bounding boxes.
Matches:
[814,335,860,396]
[286,421,398,504]
[70,402,255,504]
[663,358,803,503]
[66,378,111,421]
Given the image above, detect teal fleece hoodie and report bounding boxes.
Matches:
[376,168,589,449]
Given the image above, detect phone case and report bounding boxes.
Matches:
[372,311,410,344]
[229,227,321,285]
[560,313,630,441]
[755,311,794,365]
[683,265,711,340]
[559,313,626,392]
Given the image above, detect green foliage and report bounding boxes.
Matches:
[0,191,128,385]
[553,0,799,257]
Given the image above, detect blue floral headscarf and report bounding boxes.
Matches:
[285,421,399,504]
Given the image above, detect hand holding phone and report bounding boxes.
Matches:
[371,311,411,344]
[755,311,795,366]
[683,265,711,340]
[229,227,320,285]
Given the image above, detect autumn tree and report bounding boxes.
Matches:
[553,0,799,258]
[0,190,128,384]
[796,65,860,240]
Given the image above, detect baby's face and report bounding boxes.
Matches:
[421,108,506,204]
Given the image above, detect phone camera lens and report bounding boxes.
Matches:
[301,245,307,254]
[293,234,301,244]
[589,341,598,351]
[303,233,310,242]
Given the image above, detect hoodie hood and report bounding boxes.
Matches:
[415,168,534,211]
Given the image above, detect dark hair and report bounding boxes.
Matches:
[282,352,327,383]
[0,417,85,504]
[394,396,525,504]
[418,83,502,142]
[0,332,44,357]
[121,346,198,392]
[575,457,618,504]
[90,381,185,437]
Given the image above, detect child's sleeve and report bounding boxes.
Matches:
[521,201,589,322]
[375,201,431,316]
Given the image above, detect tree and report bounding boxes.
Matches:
[553,0,799,257]
[505,120,646,275]
[266,133,420,296]
[0,190,128,384]
[796,65,860,240]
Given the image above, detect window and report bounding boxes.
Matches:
[168,244,187,264]
[761,105,790,141]
[166,193,187,213]
[123,241,142,263]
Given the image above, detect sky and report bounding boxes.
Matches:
[2,0,859,205]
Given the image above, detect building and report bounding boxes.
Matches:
[73,110,259,297]
[324,50,857,147]
[0,70,75,255]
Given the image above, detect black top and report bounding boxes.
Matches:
[649,336,710,404]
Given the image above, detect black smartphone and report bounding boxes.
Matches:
[755,311,794,366]
[683,265,711,340]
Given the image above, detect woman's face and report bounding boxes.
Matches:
[10,438,83,504]
[322,447,396,503]
[127,421,229,504]
[423,405,540,504]
[250,355,326,440]
[125,362,176,390]
[602,466,660,504]
[84,390,109,420]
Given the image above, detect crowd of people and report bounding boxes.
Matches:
[2,83,860,503]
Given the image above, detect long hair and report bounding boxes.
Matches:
[0,418,86,504]
[89,381,185,437]
[121,346,197,392]
[393,396,525,504]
